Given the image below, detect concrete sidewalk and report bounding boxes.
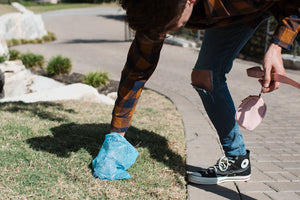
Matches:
[12,7,300,200]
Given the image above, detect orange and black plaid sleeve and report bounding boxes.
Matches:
[111,33,164,133]
[270,0,300,50]
[187,0,299,50]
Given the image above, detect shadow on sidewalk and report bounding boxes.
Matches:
[26,123,186,176]
[98,14,125,21]
[187,164,256,200]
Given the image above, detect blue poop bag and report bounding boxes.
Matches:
[92,132,139,180]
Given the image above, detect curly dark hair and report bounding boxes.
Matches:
[119,0,187,40]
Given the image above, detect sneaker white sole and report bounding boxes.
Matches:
[188,173,251,185]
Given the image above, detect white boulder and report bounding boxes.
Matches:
[12,2,34,14]
[0,35,9,57]
[0,61,116,105]
[107,92,118,100]
[0,2,47,40]
[29,75,65,93]
[0,83,115,105]
[0,60,32,97]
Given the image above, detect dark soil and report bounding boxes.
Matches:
[30,68,119,95]
[96,80,120,95]
[0,69,4,98]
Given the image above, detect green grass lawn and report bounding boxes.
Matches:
[24,2,119,13]
[0,2,118,15]
[0,4,18,15]
[0,89,186,199]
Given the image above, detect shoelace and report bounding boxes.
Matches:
[210,156,235,173]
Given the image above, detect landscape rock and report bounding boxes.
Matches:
[0,2,47,40]
[0,35,8,57]
[0,60,32,97]
[107,92,117,100]
[0,61,116,105]
[0,83,115,105]
[12,2,34,14]
[29,75,65,93]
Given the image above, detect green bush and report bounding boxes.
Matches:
[20,52,45,68]
[46,55,72,75]
[6,40,12,47]
[11,39,20,46]
[43,32,56,42]
[20,39,28,44]
[6,32,56,47]
[36,38,43,44]
[83,71,110,87]
[48,32,56,41]
[0,54,8,63]
[9,49,21,61]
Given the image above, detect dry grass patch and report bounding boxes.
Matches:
[0,4,18,16]
[0,89,186,199]
[24,2,118,13]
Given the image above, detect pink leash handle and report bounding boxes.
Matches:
[247,66,300,89]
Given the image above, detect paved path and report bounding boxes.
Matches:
[13,7,300,200]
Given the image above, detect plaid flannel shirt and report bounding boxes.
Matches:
[111,0,300,133]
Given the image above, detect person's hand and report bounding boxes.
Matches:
[261,43,285,93]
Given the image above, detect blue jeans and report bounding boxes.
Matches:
[193,21,258,158]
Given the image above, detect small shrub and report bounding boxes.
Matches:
[83,71,110,87]
[48,32,56,41]
[29,39,37,44]
[20,52,45,68]
[42,35,51,42]
[9,49,21,61]
[46,55,72,75]
[6,32,56,47]
[43,32,56,42]
[6,40,13,47]
[0,54,8,63]
[20,39,28,44]
[36,38,43,44]
[11,39,20,46]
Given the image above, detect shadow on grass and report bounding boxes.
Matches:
[26,123,186,176]
[0,101,75,122]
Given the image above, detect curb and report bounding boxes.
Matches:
[282,54,300,70]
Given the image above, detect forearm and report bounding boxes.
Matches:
[111,33,164,134]
[262,0,299,93]
[270,0,300,49]
[261,39,288,93]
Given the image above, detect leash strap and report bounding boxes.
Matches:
[247,66,300,89]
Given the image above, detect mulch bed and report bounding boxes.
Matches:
[30,68,120,95]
